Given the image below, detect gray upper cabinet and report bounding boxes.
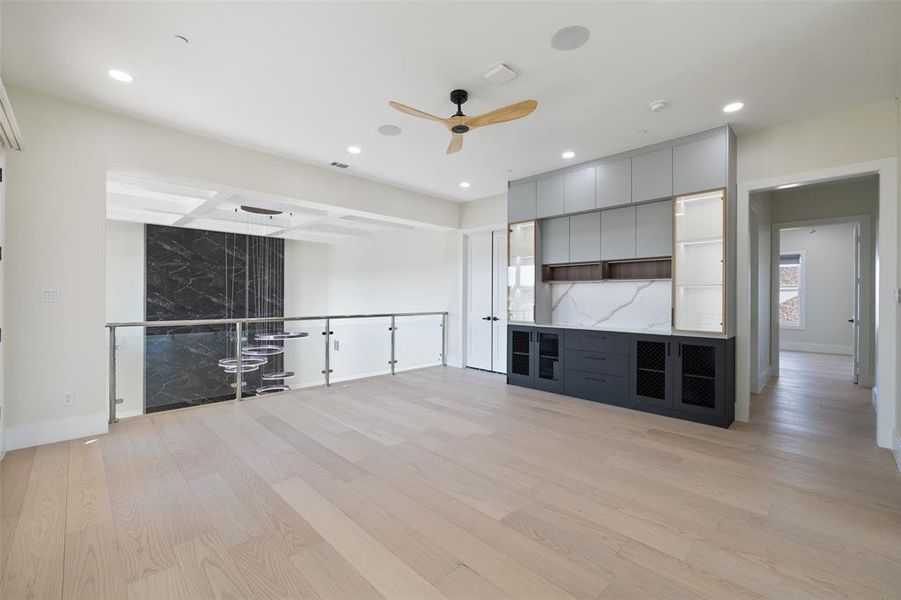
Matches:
[536,175,565,218]
[672,134,727,195]
[569,212,601,262]
[595,158,631,209]
[508,181,537,222]
[564,166,596,214]
[636,200,673,258]
[541,216,570,265]
[631,147,673,203]
[600,206,636,260]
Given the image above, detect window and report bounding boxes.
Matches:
[779,252,804,328]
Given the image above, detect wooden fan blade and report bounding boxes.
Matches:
[389,101,448,124]
[446,133,464,154]
[466,100,537,129]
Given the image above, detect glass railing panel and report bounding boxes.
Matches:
[394,314,444,372]
[329,317,391,382]
[276,318,326,390]
[113,325,145,418]
[144,323,237,412]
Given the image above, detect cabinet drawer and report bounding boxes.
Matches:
[564,329,629,355]
[565,370,630,406]
[564,349,628,376]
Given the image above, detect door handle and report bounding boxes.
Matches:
[848,318,855,323]
[482,316,492,321]
[491,316,500,321]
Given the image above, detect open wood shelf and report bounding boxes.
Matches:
[542,256,671,283]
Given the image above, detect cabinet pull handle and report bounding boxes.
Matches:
[667,342,671,357]
[585,356,606,361]
[678,343,682,357]
[585,376,607,384]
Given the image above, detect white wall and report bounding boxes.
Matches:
[735,99,899,449]
[105,220,144,417]
[461,193,505,230]
[325,228,461,376]
[0,148,5,456]
[4,86,462,450]
[779,223,855,354]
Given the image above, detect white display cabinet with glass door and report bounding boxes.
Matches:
[673,189,725,334]
[507,221,536,323]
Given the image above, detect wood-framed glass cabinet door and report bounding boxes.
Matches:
[672,189,725,334]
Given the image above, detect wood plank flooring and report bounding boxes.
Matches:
[2,351,900,599]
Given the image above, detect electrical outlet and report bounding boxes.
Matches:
[62,391,74,407]
[41,288,60,303]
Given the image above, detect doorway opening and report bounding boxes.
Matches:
[749,175,878,437]
[465,229,508,373]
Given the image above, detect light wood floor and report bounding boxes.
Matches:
[2,351,900,599]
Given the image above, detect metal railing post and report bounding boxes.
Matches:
[441,313,447,367]
[108,327,118,424]
[323,318,331,386]
[389,315,396,375]
[235,321,243,401]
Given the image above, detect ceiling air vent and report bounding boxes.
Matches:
[330,161,349,169]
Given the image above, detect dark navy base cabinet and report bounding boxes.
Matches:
[506,326,565,393]
[631,334,674,410]
[508,325,735,428]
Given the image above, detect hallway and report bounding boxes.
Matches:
[752,351,877,442]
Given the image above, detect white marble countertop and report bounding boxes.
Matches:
[507,321,732,338]
[508,321,670,335]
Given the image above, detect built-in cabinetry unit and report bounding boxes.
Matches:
[509,325,734,427]
[509,125,735,337]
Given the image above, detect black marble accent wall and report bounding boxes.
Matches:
[144,224,284,412]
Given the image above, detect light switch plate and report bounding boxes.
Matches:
[40,288,60,303]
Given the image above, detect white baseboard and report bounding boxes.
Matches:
[893,429,901,473]
[779,341,852,355]
[4,412,109,451]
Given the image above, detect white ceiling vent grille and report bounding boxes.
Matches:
[0,77,23,151]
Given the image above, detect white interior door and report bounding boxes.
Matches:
[492,229,508,373]
[852,223,861,384]
[466,233,493,370]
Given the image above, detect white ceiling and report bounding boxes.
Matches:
[107,173,417,242]
[4,2,900,202]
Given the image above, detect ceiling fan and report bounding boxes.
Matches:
[389,89,537,155]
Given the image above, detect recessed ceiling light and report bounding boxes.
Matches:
[723,101,744,113]
[378,124,402,136]
[551,26,590,51]
[347,146,361,154]
[108,69,134,83]
[561,151,575,159]
[459,181,471,189]
[777,183,801,190]
[648,100,668,112]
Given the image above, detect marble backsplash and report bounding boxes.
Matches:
[551,280,671,332]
